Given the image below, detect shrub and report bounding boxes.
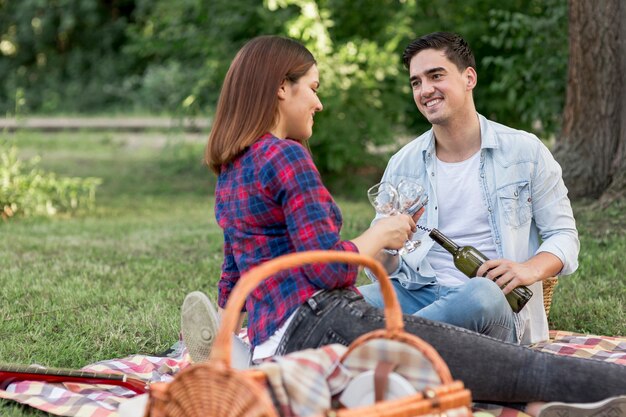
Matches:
[0,145,101,220]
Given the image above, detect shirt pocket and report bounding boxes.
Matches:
[497,181,532,228]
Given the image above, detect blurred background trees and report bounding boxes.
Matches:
[4,0,618,200]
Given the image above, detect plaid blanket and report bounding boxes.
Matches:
[0,330,624,417]
[0,341,190,417]
[530,330,626,365]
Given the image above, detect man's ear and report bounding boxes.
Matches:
[465,67,477,90]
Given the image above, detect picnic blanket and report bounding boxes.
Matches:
[0,330,624,417]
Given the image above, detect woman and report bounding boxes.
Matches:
[186,35,625,410]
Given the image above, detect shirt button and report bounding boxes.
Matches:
[480,173,485,178]
[488,207,492,212]
[495,239,500,244]
[431,172,435,176]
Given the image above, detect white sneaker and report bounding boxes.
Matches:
[180,291,219,363]
[538,396,626,417]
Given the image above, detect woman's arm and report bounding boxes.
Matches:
[359,208,424,273]
[351,214,416,257]
[262,141,415,288]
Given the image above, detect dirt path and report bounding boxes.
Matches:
[0,116,210,132]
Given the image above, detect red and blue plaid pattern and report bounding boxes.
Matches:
[215,134,358,346]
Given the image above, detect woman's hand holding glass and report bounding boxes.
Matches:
[367,180,427,255]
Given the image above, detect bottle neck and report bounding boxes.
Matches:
[429,228,459,254]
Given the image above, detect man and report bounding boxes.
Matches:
[359,32,579,345]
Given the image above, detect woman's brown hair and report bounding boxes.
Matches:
[206,36,316,174]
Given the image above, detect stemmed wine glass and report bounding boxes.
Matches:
[396,179,428,253]
[367,181,399,217]
[367,181,401,255]
[367,180,427,255]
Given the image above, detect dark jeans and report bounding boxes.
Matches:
[276,289,626,402]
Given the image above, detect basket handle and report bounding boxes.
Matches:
[210,250,403,366]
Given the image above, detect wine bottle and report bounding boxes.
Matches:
[429,228,533,313]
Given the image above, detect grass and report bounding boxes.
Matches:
[1,130,625,415]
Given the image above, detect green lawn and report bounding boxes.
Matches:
[1,130,624,416]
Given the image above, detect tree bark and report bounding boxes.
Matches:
[554,0,625,202]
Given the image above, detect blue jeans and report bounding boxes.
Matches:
[276,289,626,402]
[358,278,517,343]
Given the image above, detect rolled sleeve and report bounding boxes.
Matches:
[531,143,580,276]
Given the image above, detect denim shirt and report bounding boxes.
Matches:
[368,114,579,344]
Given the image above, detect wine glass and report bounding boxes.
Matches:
[367,181,426,256]
[367,181,400,255]
[396,179,428,253]
[367,181,399,216]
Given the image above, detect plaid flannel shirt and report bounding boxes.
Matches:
[215,134,358,347]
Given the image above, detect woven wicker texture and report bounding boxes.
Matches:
[543,277,558,318]
[145,363,277,417]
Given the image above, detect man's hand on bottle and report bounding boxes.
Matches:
[477,252,564,294]
[476,259,541,295]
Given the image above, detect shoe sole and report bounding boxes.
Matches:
[539,397,626,417]
[180,291,219,363]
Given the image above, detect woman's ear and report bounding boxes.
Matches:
[277,80,288,101]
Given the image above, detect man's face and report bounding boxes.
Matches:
[408,48,476,126]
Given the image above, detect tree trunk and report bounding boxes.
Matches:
[554,0,625,202]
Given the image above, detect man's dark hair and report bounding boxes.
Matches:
[402,32,476,72]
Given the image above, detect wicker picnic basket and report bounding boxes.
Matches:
[145,250,472,417]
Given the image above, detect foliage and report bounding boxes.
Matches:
[263,0,570,174]
[480,0,568,137]
[123,0,287,115]
[0,0,570,176]
[268,0,411,174]
[0,143,101,220]
[0,0,137,114]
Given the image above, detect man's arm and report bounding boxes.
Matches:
[477,140,579,294]
[528,143,580,276]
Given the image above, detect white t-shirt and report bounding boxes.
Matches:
[427,151,498,287]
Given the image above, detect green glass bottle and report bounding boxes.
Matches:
[429,228,533,313]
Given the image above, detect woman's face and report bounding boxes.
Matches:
[275,64,323,141]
